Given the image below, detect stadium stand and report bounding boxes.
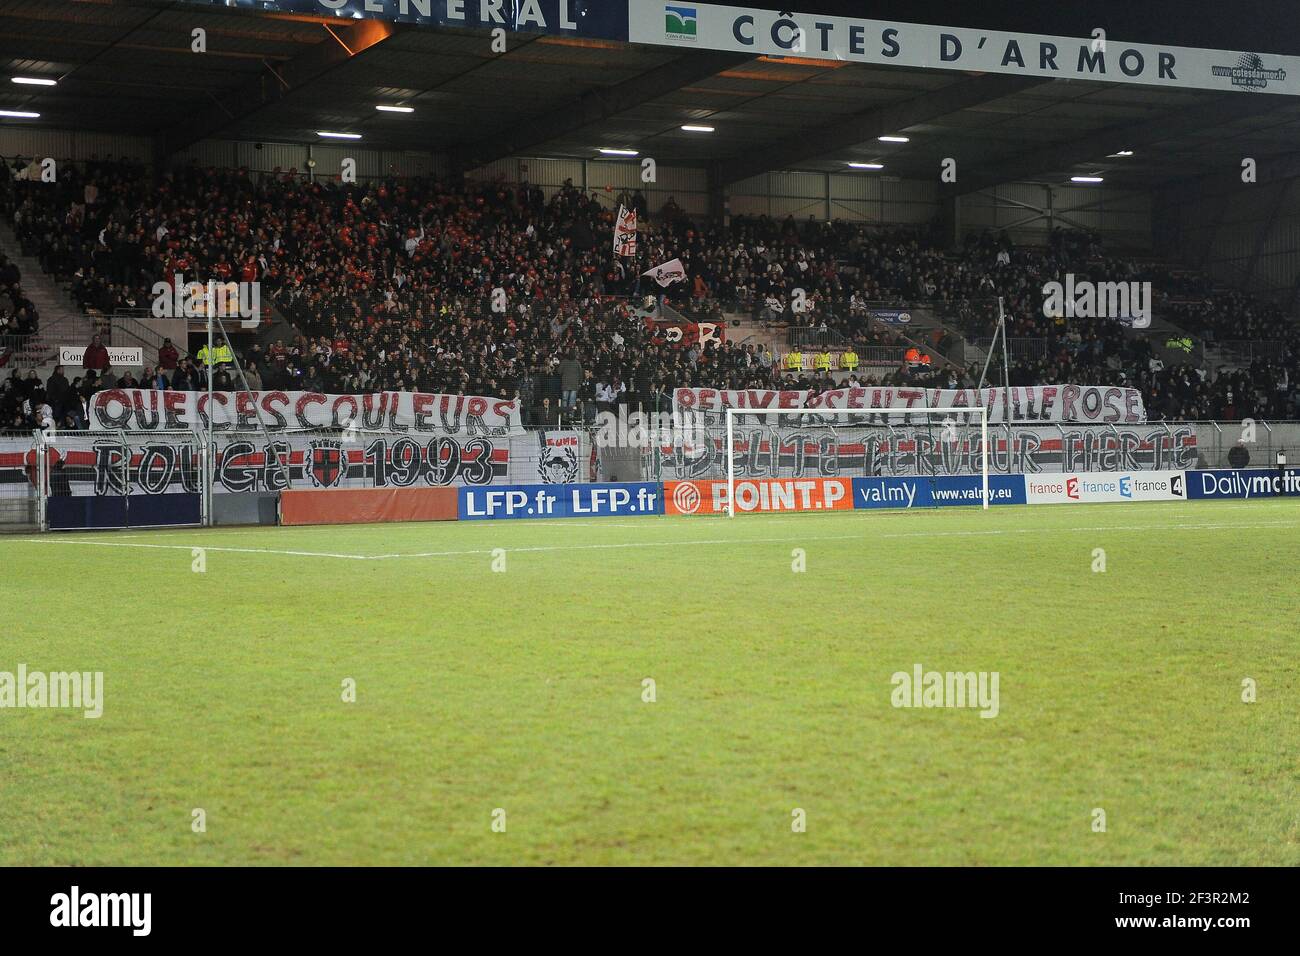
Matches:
[1,158,1297,433]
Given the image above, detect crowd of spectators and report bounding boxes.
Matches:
[0,156,1296,430]
[0,251,39,340]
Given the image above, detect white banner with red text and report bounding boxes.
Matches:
[672,385,1146,424]
[88,389,523,435]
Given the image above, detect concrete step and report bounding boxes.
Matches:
[0,220,93,370]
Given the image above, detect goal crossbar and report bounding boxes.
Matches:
[723,405,990,516]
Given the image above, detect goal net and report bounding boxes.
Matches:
[714,405,991,517]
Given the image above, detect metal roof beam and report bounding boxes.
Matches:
[716,73,1050,186]
[448,51,753,171]
[161,18,401,155]
[949,94,1292,195]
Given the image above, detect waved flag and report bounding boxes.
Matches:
[642,257,686,287]
[613,204,637,257]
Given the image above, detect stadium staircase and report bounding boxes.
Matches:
[0,218,92,371]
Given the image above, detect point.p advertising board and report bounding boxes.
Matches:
[664,478,852,515]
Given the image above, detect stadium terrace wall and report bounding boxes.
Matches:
[1156,163,1300,304]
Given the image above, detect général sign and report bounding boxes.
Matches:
[459,482,662,519]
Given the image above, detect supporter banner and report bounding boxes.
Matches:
[651,423,1197,478]
[1023,469,1187,504]
[614,204,637,257]
[60,346,142,366]
[853,475,1026,509]
[459,482,662,520]
[89,389,523,435]
[664,477,852,515]
[176,1,629,40]
[645,319,724,349]
[0,433,520,496]
[628,2,1299,96]
[870,309,912,326]
[1186,468,1300,500]
[537,431,584,484]
[674,385,1145,423]
[643,258,687,287]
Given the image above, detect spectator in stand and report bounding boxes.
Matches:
[558,352,583,410]
[44,365,71,419]
[82,334,109,372]
[171,360,195,392]
[533,396,559,428]
[158,337,179,372]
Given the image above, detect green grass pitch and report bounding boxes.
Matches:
[1,498,1297,866]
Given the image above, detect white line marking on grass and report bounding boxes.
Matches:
[19,538,377,560]
[19,517,1298,561]
[880,520,1300,540]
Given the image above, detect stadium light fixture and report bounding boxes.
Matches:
[1071,175,1104,183]
[598,148,639,156]
[375,105,414,113]
[878,135,910,143]
[847,162,884,170]
[317,131,361,139]
[681,125,715,133]
[0,109,40,118]
[11,77,57,86]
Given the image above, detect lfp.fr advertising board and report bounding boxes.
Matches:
[459,482,663,520]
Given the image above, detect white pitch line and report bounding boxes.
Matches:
[18,538,377,560]
[17,517,1299,560]
[881,520,1300,539]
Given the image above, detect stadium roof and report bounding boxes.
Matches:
[2,0,1299,192]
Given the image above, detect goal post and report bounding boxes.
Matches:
[723,404,990,517]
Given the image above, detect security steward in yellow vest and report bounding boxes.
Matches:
[197,342,234,367]
[785,349,803,372]
[841,348,859,372]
